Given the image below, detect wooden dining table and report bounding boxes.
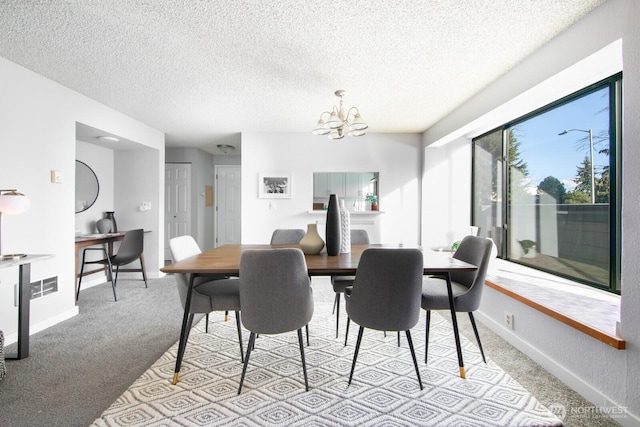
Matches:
[160,243,478,384]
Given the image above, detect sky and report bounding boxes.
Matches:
[513,87,610,192]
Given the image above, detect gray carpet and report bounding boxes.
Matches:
[0,276,186,427]
[0,276,619,426]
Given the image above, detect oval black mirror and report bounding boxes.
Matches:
[75,160,99,213]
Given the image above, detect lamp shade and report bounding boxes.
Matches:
[348,112,368,131]
[324,111,343,129]
[0,190,30,214]
[312,119,330,135]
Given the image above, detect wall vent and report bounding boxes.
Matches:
[29,276,59,300]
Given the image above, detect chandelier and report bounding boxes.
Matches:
[312,90,368,139]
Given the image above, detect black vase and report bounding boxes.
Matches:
[325,194,341,256]
[105,211,117,232]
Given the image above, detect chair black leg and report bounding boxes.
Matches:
[348,326,364,386]
[235,311,244,363]
[238,332,256,394]
[344,317,350,346]
[205,313,209,333]
[110,263,118,302]
[297,328,309,391]
[405,330,423,390]
[425,310,431,364]
[332,292,338,314]
[140,256,148,288]
[305,324,310,346]
[397,331,400,347]
[335,293,340,338]
[77,250,88,301]
[468,312,486,363]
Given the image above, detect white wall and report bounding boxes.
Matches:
[421,0,640,424]
[114,148,163,277]
[241,132,421,245]
[422,137,472,248]
[0,56,164,343]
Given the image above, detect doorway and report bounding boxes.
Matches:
[215,165,241,246]
[164,163,192,259]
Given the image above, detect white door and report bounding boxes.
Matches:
[215,166,241,246]
[165,163,191,259]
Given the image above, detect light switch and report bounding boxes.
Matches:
[51,170,63,183]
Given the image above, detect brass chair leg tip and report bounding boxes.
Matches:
[172,372,180,385]
[459,367,466,379]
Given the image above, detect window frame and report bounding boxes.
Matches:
[472,73,622,293]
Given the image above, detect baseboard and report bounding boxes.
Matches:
[80,271,163,289]
[475,311,640,426]
[3,306,79,346]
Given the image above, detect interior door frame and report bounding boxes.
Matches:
[164,162,192,259]
[214,165,242,247]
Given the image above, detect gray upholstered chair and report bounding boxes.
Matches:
[331,229,370,338]
[270,229,305,244]
[77,228,147,301]
[237,248,314,394]
[169,235,244,365]
[421,235,493,366]
[345,248,424,390]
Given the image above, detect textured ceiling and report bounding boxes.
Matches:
[0,1,604,154]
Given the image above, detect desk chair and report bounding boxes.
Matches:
[331,229,370,338]
[77,228,147,301]
[421,235,493,371]
[238,248,314,393]
[345,248,424,390]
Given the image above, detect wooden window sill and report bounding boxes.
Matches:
[485,260,625,350]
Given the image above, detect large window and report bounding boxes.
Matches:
[473,74,621,293]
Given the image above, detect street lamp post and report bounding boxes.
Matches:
[558,128,595,204]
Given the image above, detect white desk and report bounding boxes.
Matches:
[0,254,53,359]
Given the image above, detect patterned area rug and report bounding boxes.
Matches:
[92,303,562,426]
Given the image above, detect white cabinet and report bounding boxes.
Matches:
[313,172,329,197]
[345,173,361,198]
[329,173,345,197]
[313,172,377,203]
[345,172,375,198]
[313,172,345,197]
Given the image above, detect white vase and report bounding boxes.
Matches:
[339,200,351,253]
[300,223,325,255]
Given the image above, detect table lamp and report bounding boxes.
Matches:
[0,189,31,257]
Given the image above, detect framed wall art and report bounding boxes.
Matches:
[259,172,292,198]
